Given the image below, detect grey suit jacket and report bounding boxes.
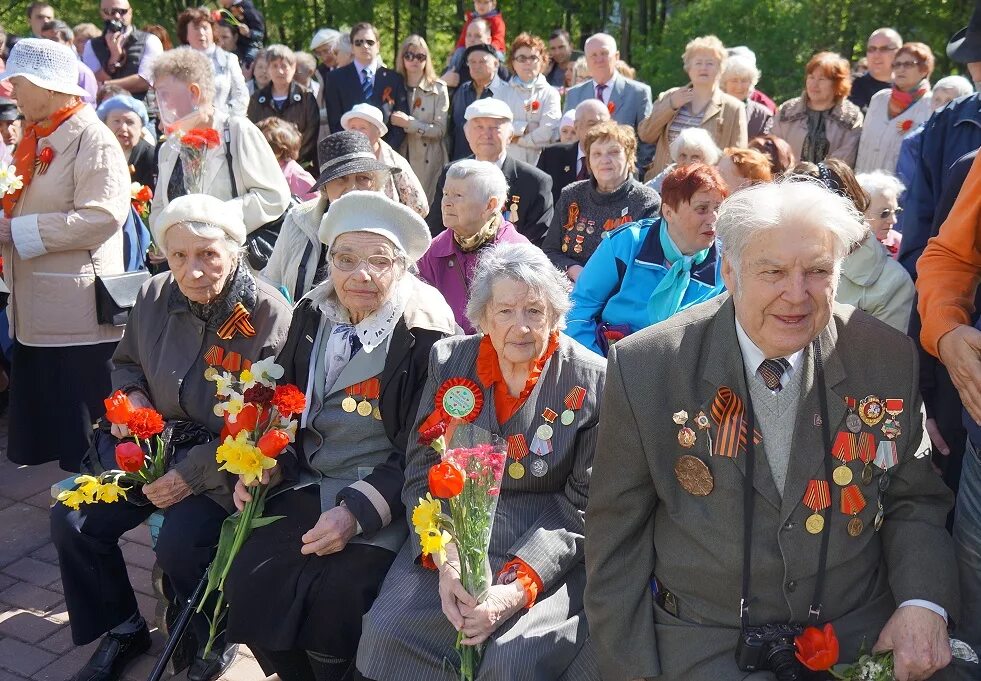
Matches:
[585,295,957,681]
[564,74,654,169]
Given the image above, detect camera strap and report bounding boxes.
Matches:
[740,336,834,630]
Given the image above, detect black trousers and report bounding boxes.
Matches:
[51,492,228,646]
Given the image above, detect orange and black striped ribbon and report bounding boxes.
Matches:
[856,432,876,464]
[832,431,858,462]
[204,345,225,366]
[507,434,529,460]
[840,484,866,515]
[710,386,762,458]
[217,302,256,340]
[803,479,831,512]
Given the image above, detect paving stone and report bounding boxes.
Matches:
[0,584,62,613]
[122,523,153,547]
[30,640,97,681]
[0,461,65,503]
[0,667,31,681]
[128,565,154,598]
[42,603,69,627]
[0,608,65,644]
[44,580,61,595]
[28,545,57,565]
[220,651,264,681]
[0,637,57,677]
[0,574,16,593]
[121,541,157,571]
[1,559,61,589]
[0,496,13,512]
[21,491,53,510]
[0,504,52,568]
[37,626,75,655]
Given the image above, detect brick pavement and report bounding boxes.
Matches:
[0,420,264,681]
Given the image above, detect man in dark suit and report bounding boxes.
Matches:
[428,98,553,246]
[536,98,610,205]
[587,180,959,681]
[323,22,409,150]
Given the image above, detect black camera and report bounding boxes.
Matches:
[104,19,125,34]
[736,623,805,681]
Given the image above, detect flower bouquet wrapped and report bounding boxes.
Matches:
[0,164,23,196]
[412,423,507,681]
[170,127,220,194]
[131,182,152,221]
[196,357,306,655]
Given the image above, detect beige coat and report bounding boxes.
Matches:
[837,235,914,332]
[4,105,130,346]
[150,111,290,236]
[771,94,864,168]
[399,78,449,203]
[638,86,748,180]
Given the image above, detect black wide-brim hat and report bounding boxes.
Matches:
[948,0,981,63]
[312,130,399,192]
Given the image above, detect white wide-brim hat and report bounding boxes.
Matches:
[154,194,247,250]
[341,102,389,137]
[319,190,431,262]
[0,38,89,98]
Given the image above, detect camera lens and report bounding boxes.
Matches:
[767,641,803,681]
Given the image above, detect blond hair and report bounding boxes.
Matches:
[682,35,727,69]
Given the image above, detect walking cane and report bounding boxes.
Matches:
[146,566,210,681]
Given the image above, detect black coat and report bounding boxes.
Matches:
[248,81,320,169]
[536,141,579,206]
[426,154,554,246]
[323,62,409,150]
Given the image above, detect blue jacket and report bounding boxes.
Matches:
[567,217,725,355]
[898,93,981,278]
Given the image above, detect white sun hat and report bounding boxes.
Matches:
[340,102,388,137]
[0,38,89,98]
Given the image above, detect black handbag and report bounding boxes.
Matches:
[94,270,150,326]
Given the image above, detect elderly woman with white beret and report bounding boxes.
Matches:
[51,193,293,681]
[223,191,456,681]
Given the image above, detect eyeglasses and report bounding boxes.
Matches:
[892,60,922,70]
[513,54,541,64]
[866,45,898,54]
[876,207,903,219]
[102,6,130,16]
[403,52,427,62]
[330,252,397,273]
[353,38,377,48]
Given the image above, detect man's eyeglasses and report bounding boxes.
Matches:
[403,52,427,62]
[353,38,377,48]
[892,60,922,70]
[101,7,130,16]
[330,252,397,273]
[866,45,898,54]
[877,207,903,220]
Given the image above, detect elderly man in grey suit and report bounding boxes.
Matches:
[563,33,654,171]
[585,179,959,681]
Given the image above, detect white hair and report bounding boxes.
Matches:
[465,242,572,332]
[727,46,757,66]
[856,171,905,202]
[445,159,509,207]
[585,32,617,53]
[163,220,243,261]
[716,178,866,280]
[721,54,760,88]
[933,75,973,99]
[669,127,722,165]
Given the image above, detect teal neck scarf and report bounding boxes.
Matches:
[647,219,711,324]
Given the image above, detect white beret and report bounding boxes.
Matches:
[341,102,388,137]
[464,98,513,121]
[319,191,431,262]
[153,194,246,249]
[310,28,341,51]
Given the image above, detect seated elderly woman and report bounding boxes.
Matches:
[342,103,429,218]
[263,131,400,303]
[544,122,662,281]
[417,160,530,334]
[857,170,905,258]
[567,163,728,355]
[223,191,456,681]
[51,194,293,681]
[716,146,773,192]
[796,160,913,332]
[97,94,155,188]
[720,54,772,138]
[638,35,747,179]
[150,48,290,247]
[645,126,722,192]
[358,241,606,681]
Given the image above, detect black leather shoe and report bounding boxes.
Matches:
[186,643,238,681]
[70,625,152,681]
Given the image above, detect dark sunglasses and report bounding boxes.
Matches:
[877,207,903,219]
[353,38,377,48]
[403,52,427,62]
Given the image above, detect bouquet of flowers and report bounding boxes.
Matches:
[411,423,507,681]
[0,163,23,196]
[131,182,152,222]
[196,357,307,656]
[170,127,220,194]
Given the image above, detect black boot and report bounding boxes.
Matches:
[70,625,152,681]
[187,643,239,681]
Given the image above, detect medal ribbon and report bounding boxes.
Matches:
[222,351,243,373]
[840,484,866,515]
[844,396,857,411]
[803,479,831,512]
[710,387,762,458]
[884,398,904,415]
[831,431,858,462]
[542,407,558,423]
[205,345,224,366]
[874,440,898,470]
[217,302,257,340]
[564,386,586,410]
[507,434,529,460]
[564,202,580,230]
[857,432,876,464]
[345,377,380,400]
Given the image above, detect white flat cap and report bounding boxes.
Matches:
[341,102,388,137]
[153,194,246,250]
[310,28,341,51]
[464,98,513,121]
[319,191,431,262]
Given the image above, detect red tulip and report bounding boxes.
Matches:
[115,441,145,473]
[428,461,465,498]
[795,623,839,671]
[104,390,135,425]
[257,430,290,459]
[222,403,259,440]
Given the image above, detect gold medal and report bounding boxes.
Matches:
[342,396,358,413]
[832,464,853,486]
[805,513,825,534]
[858,395,885,426]
[508,461,525,479]
[673,455,714,496]
[677,426,696,448]
[357,400,373,417]
[372,405,382,420]
[847,517,864,537]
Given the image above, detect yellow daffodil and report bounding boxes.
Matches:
[216,430,277,485]
[419,527,452,563]
[96,481,128,503]
[57,475,102,509]
[411,493,442,536]
[210,370,235,397]
[57,488,86,510]
[213,389,245,419]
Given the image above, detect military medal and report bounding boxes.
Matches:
[802,479,831,534]
[874,440,898,471]
[673,410,696,448]
[881,398,904,439]
[831,431,857,486]
[841,484,867,536]
[508,194,521,222]
[844,396,862,433]
[674,455,714,496]
[506,434,529,479]
[857,431,876,485]
[560,386,586,425]
[858,395,885,426]
[530,458,548,477]
[537,408,557,440]
[508,461,525,479]
[874,496,885,532]
[342,394,358,412]
[672,410,689,424]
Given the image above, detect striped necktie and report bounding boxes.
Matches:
[362,68,373,100]
[757,358,790,392]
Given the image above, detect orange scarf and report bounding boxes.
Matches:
[475,332,560,424]
[4,101,85,218]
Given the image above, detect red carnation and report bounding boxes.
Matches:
[38,146,54,165]
[429,461,465,499]
[413,97,422,109]
[272,384,307,417]
[135,185,153,202]
[794,623,839,672]
[257,430,290,458]
[115,441,145,473]
[531,100,540,111]
[181,128,221,149]
[418,420,447,446]
[898,119,914,133]
[126,408,165,440]
[243,384,275,405]
[607,101,616,115]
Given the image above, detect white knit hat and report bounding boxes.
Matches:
[153,194,247,250]
[0,38,89,98]
[319,191,431,262]
[341,103,388,137]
